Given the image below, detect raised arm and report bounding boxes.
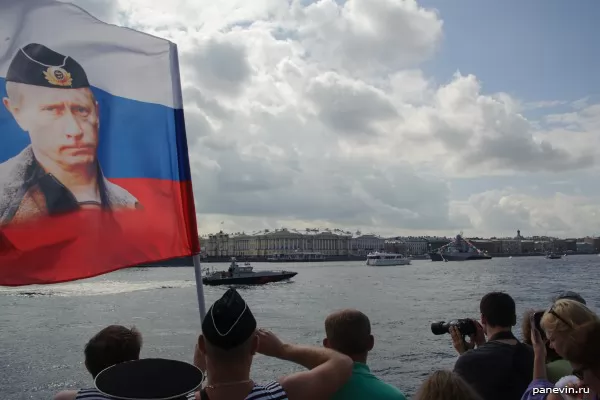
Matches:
[256,329,353,400]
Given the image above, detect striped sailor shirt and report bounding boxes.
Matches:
[74,388,197,399]
[200,381,288,400]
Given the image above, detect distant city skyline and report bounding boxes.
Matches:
[199,227,600,259]
[199,226,599,241]
[75,0,600,239]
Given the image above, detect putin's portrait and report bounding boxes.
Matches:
[0,43,141,226]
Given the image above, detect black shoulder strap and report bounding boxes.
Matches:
[488,330,517,341]
[200,388,210,400]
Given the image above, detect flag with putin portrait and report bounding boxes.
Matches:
[0,0,200,286]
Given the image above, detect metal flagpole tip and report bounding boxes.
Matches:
[94,358,203,400]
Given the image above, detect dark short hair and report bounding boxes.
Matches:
[554,291,586,305]
[325,309,371,356]
[204,332,256,364]
[480,292,516,328]
[521,309,560,362]
[84,325,143,378]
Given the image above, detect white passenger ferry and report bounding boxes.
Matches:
[366,252,411,266]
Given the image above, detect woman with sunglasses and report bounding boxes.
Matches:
[541,300,600,360]
[521,300,599,400]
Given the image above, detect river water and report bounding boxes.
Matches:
[1,255,599,400]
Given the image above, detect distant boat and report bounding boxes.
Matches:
[202,258,297,286]
[546,253,562,259]
[429,234,492,262]
[366,252,411,266]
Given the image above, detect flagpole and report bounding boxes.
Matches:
[193,254,207,322]
[168,41,207,324]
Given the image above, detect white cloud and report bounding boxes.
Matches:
[69,0,600,237]
[453,189,600,238]
[305,71,398,138]
[292,0,443,75]
[182,36,252,97]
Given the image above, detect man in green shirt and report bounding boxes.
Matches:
[323,309,407,400]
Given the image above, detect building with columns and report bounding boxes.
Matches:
[384,237,429,255]
[205,231,230,257]
[350,233,386,256]
[205,228,353,258]
[402,237,429,255]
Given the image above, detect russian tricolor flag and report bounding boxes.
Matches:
[0,0,200,286]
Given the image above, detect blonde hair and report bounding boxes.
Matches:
[564,321,600,371]
[414,370,482,400]
[541,299,600,341]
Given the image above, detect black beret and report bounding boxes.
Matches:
[6,43,89,89]
[94,358,203,400]
[202,288,257,350]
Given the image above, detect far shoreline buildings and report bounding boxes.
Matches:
[198,228,600,259]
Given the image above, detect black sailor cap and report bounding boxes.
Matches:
[94,358,203,400]
[201,288,257,350]
[6,43,90,89]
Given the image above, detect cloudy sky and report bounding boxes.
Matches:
[71,0,599,238]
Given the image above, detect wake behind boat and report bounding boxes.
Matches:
[202,258,298,286]
[366,252,411,266]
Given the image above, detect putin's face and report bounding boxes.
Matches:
[3,82,99,170]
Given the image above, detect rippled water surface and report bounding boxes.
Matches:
[2,255,599,399]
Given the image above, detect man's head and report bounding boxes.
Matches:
[199,288,258,366]
[84,325,143,378]
[479,292,516,335]
[553,291,586,305]
[323,309,374,363]
[3,43,99,170]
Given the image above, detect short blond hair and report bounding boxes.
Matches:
[324,309,371,355]
[541,299,600,343]
[414,370,482,400]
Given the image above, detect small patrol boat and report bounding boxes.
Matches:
[202,258,298,286]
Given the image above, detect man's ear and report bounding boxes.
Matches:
[3,97,27,131]
[250,334,259,355]
[323,338,330,348]
[198,334,207,354]
[367,334,374,351]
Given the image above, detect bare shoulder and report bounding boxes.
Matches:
[53,390,78,400]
